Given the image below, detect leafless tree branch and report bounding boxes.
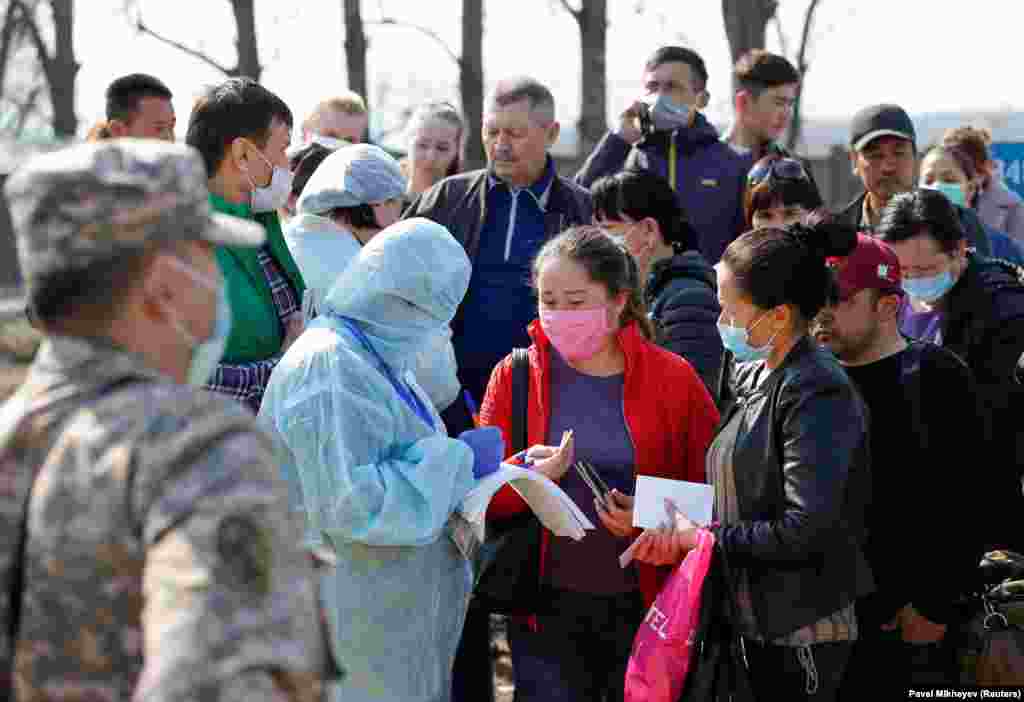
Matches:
[795,0,822,74]
[556,0,581,20]
[368,17,462,68]
[135,11,235,75]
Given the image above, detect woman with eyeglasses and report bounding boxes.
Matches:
[744,156,823,230]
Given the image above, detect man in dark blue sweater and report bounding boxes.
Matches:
[406,76,593,409]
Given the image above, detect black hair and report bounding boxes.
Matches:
[733,50,800,98]
[743,157,823,227]
[721,212,857,322]
[289,142,333,199]
[106,73,173,123]
[876,189,966,254]
[591,169,699,253]
[29,250,154,328]
[186,77,293,176]
[532,225,656,341]
[328,204,379,231]
[645,46,708,91]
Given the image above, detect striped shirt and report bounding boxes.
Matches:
[205,246,302,414]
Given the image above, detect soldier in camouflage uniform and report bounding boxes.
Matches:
[0,139,337,701]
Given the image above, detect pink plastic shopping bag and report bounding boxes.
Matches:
[623,528,716,702]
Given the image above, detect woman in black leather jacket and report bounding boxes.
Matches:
[631,216,874,701]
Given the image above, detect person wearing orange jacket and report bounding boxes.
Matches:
[478,226,719,702]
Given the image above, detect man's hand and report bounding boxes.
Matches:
[616,98,647,145]
[597,489,635,538]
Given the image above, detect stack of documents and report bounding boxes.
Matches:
[460,461,595,542]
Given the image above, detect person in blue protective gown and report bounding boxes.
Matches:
[259,216,504,702]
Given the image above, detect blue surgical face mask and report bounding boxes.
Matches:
[902,270,956,305]
[643,93,692,132]
[923,181,967,208]
[717,312,777,363]
[167,258,234,386]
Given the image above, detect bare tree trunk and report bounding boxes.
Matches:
[722,0,778,89]
[460,0,484,170]
[343,0,368,115]
[0,1,23,101]
[47,0,77,136]
[230,0,261,80]
[16,0,77,137]
[786,0,822,152]
[574,0,606,158]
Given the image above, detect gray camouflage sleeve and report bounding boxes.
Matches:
[134,429,332,702]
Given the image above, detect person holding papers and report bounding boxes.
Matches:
[259,218,500,702]
[478,226,719,702]
[630,216,873,702]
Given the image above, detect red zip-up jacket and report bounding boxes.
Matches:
[478,320,720,610]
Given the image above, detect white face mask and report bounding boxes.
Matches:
[165,258,233,386]
[243,144,294,213]
[311,133,350,150]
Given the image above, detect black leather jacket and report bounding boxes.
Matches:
[712,336,874,640]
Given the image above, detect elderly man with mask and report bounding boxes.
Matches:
[0,140,336,699]
[285,143,460,414]
[259,217,504,702]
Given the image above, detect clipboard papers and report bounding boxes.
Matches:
[459,462,596,543]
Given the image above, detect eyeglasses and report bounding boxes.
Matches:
[747,158,810,186]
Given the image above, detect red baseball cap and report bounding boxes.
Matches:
[826,233,903,301]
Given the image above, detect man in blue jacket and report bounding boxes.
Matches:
[576,46,748,264]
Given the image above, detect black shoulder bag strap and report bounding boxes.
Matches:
[510,348,530,453]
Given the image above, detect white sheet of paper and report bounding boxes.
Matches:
[632,476,714,530]
[459,462,595,543]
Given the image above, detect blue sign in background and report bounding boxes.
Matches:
[990,142,1024,200]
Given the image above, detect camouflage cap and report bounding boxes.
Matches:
[3,139,264,280]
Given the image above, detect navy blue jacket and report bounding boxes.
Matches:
[645,251,724,400]
[575,114,749,265]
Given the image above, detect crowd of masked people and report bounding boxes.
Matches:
[1,42,1022,702]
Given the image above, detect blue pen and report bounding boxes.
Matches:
[462,389,479,419]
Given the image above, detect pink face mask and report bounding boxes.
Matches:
[540,307,612,362]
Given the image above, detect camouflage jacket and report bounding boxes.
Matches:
[0,335,335,701]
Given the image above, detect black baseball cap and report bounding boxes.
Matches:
[850,104,916,151]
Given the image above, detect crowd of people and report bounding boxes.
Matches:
[1,41,1022,702]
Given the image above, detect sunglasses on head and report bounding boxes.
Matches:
[747,158,810,186]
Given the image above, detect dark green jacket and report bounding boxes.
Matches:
[209,194,306,363]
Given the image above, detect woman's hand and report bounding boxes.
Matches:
[529,431,574,482]
[623,499,702,567]
[597,489,635,538]
[882,605,947,644]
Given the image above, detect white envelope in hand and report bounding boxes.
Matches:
[632,476,714,530]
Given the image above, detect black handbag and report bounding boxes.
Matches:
[678,541,758,702]
[471,349,552,616]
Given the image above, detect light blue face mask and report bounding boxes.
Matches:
[167,258,234,386]
[902,270,956,305]
[717,312,776,363]
[643,93,693,132]
[923,181,967,208]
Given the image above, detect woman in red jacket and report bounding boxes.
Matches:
[478,225,719,702]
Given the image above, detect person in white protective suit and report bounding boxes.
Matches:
[284,143,463,413]
[259,216,505,702]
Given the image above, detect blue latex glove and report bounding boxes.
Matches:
[458,426,505,479]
